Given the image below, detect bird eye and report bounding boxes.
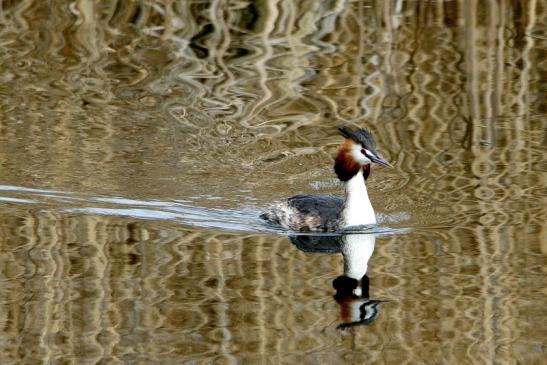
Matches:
[360,149,367,156]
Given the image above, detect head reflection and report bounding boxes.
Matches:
[290,232,385,329]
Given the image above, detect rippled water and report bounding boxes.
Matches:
[0,1,546,364]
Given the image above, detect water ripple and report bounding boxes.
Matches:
[0,185,410,236]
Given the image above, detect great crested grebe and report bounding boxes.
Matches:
[261,127,393,231]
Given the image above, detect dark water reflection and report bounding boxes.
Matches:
[0,0,546,364]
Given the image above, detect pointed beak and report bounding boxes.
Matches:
[370,154,393,168]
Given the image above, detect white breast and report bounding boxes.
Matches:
[341,171,376,227]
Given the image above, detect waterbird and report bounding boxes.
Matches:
[261,127,393,231]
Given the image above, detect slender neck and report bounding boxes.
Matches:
[341,169,376,227]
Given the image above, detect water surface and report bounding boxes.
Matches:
[0,1,546,364]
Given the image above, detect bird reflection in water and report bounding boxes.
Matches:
[290,231,385,329]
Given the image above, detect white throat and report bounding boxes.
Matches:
[341,170,376,227]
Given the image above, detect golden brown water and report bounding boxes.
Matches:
[0,1,546,364]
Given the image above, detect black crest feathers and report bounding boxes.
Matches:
[338,127,376,151]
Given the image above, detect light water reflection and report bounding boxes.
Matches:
[1,211,543,363]
[0,0,545,364]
